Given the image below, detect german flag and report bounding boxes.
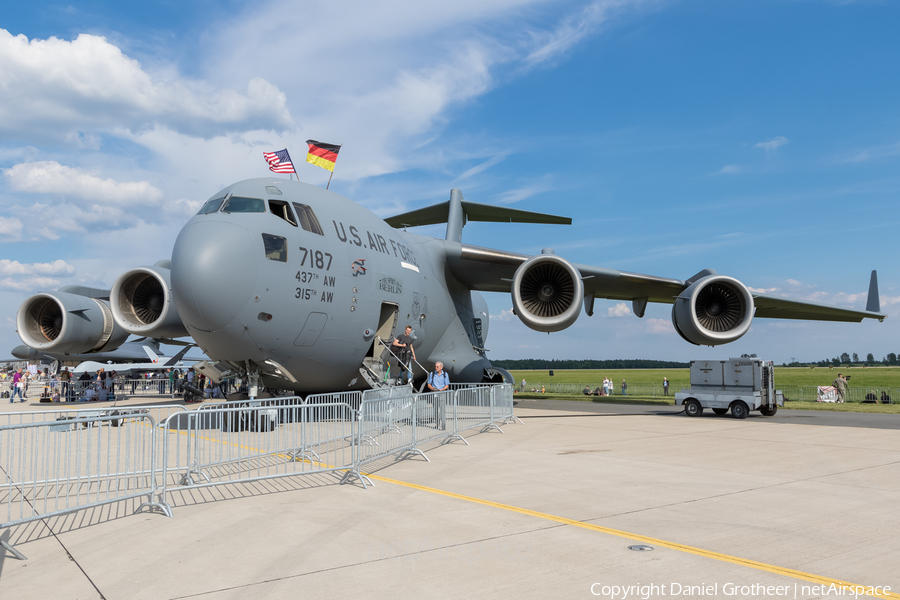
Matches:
[305,140,341,172]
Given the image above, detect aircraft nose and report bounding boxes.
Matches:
[171,220,258,331]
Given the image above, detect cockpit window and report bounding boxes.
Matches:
[292,203,324,236]
[268,200,297,226]
[222,196,265,213]
[197,196,225,215]
[262,233,287,262]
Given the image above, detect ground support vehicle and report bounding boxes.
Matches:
[675,358,783,419]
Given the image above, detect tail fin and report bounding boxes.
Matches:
[143,345,161,363]
[384,189,571,243]
[866,270,881,313]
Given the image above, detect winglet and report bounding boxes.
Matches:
[866,270,880,313]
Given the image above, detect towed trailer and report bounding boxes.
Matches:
[675,358,784,419]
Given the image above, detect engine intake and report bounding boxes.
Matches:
[672,275,754,346]
[16,292,128,354]
[511,254,584,333]
[111,265,188,338]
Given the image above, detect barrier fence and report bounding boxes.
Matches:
[0,413,171,559]
[0,383,516,559]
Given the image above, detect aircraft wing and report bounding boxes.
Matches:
[751,293,883,322]
[448,243,885,327]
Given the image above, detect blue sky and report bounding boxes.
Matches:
[1,0,898,364]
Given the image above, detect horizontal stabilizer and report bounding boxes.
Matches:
[385,188,570,242]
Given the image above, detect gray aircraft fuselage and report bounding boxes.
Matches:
[171,178,490,392]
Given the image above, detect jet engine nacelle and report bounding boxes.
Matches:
[16,292,128,354]
[671,275,755,346]
[111,265,189,339]
[511,254,584,333]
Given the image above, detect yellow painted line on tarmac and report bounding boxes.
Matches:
[161,418,897,598]
[366,473,899,599]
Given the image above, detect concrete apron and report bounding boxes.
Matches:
[1,405,898,600]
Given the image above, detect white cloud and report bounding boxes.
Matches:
[754,136,789,151]
[607,302,631,317]
[0,216,23,241]
[0,30,292,140]
[646,318,673,334]
[841,141,900,164]
[490,308,517,321]
[523,0,638,67]
[0,259,75,276]
[716,164,742,175]
[786,279,801,286]
[494,176,555,204]
[3,161,163,205]
[748,286,777,293]
[0,276,66,292]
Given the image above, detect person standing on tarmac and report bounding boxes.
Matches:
[10,368,25,403]
[426,361,450,392]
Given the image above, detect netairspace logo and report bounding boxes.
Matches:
[589,582,892,599]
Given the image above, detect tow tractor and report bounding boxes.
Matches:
[675,358,783,419]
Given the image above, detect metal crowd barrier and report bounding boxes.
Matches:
[356,384,516,467]
[1,404,188,429]
[1,384,518,558]
[159,400,368,504]
[0,413,171,559]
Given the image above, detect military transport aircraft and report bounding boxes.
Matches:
[14,178,885,395]
[11,335,166,365]
[70,344,196,376]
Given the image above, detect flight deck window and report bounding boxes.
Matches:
[262,233,287,262]
[292,203,324,236]
[197,196,225,215]
[222,196,265,213]
[268,200,297,226]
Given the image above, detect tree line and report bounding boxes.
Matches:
[787,352,899,367]
[492,359,690,370]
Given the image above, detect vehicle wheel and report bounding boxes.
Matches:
[712,408,728,415]
[684,399,703,417]
[760,405,778,416]
[731,401,749,419]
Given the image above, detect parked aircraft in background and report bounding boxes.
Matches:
[10,336,166,365]
[14,178,885,396]
[71,344,196,376]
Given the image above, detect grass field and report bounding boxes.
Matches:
[508,366,900,389]
[508,366,900,414]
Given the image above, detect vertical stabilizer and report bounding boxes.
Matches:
[866,270,880,313]
[446,189,465,242]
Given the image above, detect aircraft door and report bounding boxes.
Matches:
[369,302,399,358]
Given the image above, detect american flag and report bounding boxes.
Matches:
[263,149,296,174]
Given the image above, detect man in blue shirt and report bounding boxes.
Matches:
[426,361,450,391]
[426,362,450,429]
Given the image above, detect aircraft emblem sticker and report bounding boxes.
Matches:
[351,259,367,277]
[379,277,402,294]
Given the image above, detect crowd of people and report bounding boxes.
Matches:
[580,378,629,396]
[1,365,236,403]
